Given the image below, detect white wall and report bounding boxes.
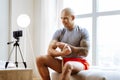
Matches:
[0,0,9,60]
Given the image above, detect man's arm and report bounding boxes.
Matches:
[48,40,72,57]
[68,39,90,57]
[47,40,60,57]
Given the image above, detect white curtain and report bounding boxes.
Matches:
[33,0,63,77]
[34,0,63,56]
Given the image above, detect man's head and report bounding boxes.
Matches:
[61,8,75,30]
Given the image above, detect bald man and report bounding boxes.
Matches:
[36,8,90,80]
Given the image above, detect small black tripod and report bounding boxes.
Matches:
[5,38,27,68]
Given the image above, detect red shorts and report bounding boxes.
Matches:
[63,58,89,70]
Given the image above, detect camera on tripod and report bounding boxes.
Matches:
[7,30,23,45]
[5,30,27,68]
[13,30,22,39]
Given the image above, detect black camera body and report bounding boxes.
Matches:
[13,30,22,39]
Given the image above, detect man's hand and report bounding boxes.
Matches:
[56,42,65,49]
[48,40,72,57]
[56,42,72,56]
[62,44,72,55]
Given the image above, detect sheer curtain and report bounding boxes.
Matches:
[33,0,63,77]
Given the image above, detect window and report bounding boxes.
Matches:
[97,0,120,12]
[63,0,120,67]
[63,0,92,15]
[97,15,120,66]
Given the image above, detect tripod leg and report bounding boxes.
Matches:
[5,46,15,68]
[18,46,27,68]
[5,62,9,68]
[15,62,18,67]
[15,44,18,67]
[23,62,27,68]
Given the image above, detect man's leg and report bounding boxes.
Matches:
[60,61,84,80]
[36,55,62,80]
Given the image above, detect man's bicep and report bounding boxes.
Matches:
[48,40,58,49]
[80,39,90,49]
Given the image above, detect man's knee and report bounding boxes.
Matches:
[36,55,51,65]
[60,62,73,80]
[36,55,45,65]
[63,62,73,73]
